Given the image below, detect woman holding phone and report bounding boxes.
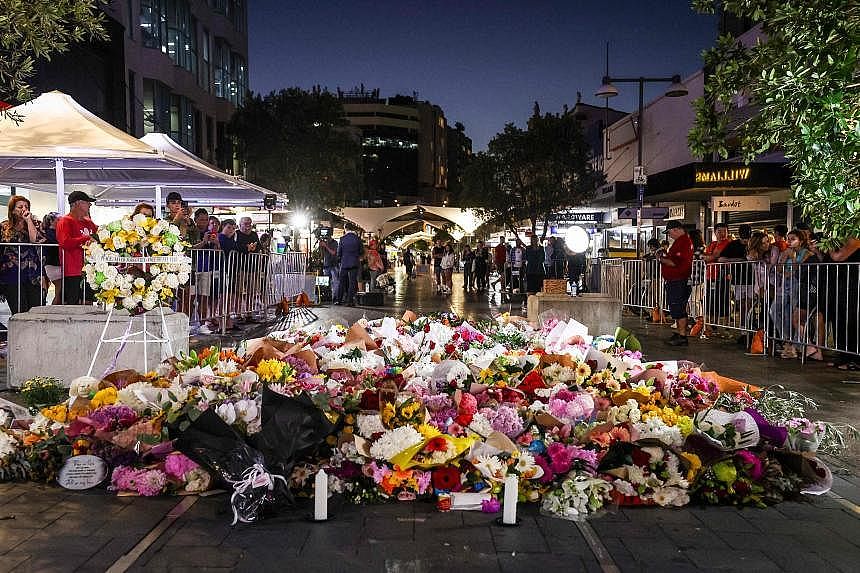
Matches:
[0,196,45,313]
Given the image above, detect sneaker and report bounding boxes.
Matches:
[667,335,689,346]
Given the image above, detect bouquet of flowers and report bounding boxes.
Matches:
[0,430,30,482]
[84,214,192,313]
[694,409,759,451]
[600,442,690,507]
[20,377,65,414]
[784,417,825,452]
[541,470,613,519]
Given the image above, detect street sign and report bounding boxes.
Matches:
[633,166,648,186]
[617,207,637,219]
[617,206,668,220]
[640,207,669,220]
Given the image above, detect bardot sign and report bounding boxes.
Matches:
[711,195,771,212]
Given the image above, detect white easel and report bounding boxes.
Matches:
[87,254,190,377]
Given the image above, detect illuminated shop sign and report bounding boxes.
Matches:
[695,167,751,184]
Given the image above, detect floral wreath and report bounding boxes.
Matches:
[84,214,192,314]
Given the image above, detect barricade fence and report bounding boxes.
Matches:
[185,248,228,329]
[598,257,860,359]
[268,251,309,305]
[0,244,308,336]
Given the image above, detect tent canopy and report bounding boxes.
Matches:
[0,92,274,209]
[334,205,483,237]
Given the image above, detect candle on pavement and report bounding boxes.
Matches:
[314,469,328,521]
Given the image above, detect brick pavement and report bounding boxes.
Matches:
[2,478,858,572]
[2,270,860,571]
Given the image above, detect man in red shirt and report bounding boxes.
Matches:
[773,224,789,252]
[659,221,694,345]
[56,191,98,304]
[493,237,508,293]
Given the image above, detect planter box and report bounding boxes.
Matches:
[8,305,188,388]
[526,293,622,335]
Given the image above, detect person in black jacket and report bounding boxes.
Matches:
[42,212,62,305]
[524,236,545,294]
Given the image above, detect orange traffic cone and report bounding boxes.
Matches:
[690,317,704,337]
[749,329,765,354]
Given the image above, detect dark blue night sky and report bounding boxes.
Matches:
[248,1,716,150]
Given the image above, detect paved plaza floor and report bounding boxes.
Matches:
[1,269,859,571]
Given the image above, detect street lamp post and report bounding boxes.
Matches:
[596,74,687,257]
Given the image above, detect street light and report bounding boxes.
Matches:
[596,74,688,257]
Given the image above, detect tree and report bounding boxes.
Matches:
[461,105,601,242]
[229,87,364,209]
[0,0,107,118]
[689,0,860,246]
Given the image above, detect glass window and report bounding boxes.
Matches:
[230,52,247,106]
[140,0,164,49]
[200,29,210,92]
[168,93,197,151]
[142,0,196,76]
[213,38,231,99]
[143,78,169,134]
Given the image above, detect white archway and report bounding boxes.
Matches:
[331,205,484,237]
[392,231,435,250]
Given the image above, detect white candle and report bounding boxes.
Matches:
[502,474,518,524]
[314,469,328,521]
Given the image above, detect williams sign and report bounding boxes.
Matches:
[695,167,751,184]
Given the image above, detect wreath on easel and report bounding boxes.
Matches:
[83,214,192,314]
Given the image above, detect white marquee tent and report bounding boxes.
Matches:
[0,91,274,214]
[333,205,483,238]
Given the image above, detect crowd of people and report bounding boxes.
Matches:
[647,221,859,369]
[0,190,294,336]
[318,230,391,307]
[400,235,595,299]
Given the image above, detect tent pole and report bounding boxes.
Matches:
[55,159,65,214]
[155,186,163,218]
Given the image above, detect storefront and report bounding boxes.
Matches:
[611,161,793,240]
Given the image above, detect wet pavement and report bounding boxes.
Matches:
[2,268,859,571]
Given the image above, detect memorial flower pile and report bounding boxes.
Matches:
[2,312,856,521]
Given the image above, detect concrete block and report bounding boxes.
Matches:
[527,293,622,335]
[8,305,188,387]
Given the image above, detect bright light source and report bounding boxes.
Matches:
[565,226,590,254]
[292,212,309,228]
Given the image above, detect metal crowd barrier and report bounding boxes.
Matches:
[701,260,766,337]
[0,242,67,315]
[598,256,860,360]
[267,251,308,304]
[219,250,309,333]
[0,241,311,337]
[185,248,228,330]
[768,262,860,360]
[222,250,272,328]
